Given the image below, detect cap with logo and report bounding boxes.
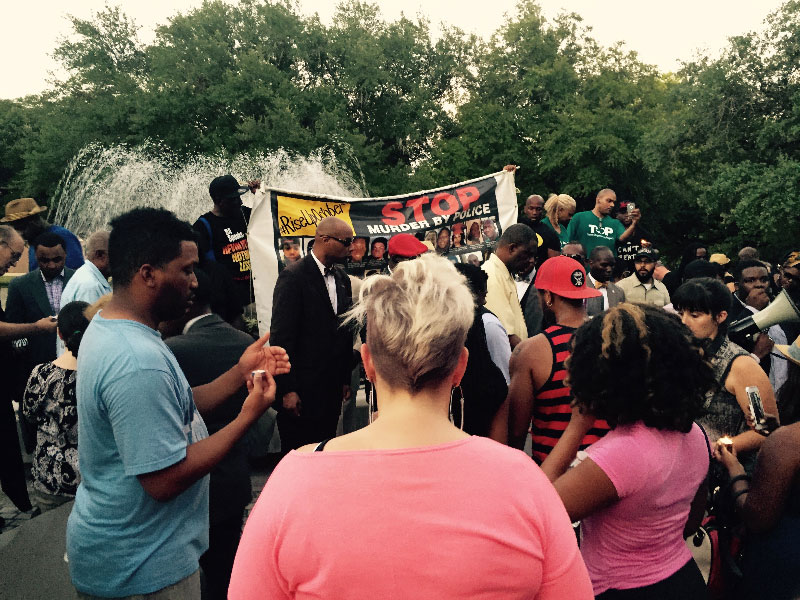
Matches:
[534,255,601,299]
[388,233,428,258]
[634,247,659,262]
[209,175,249,200]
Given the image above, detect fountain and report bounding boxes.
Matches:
[50,142,366,238]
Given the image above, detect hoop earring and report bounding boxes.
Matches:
[449,385,465,431]
[368,381,377,424]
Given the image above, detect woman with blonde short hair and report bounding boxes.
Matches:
[543,194,576,248]
[229,254,593,600]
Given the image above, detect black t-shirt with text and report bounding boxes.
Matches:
[615,225,652,276]
[193,208,252,307]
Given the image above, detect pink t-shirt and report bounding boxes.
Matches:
[229,436,593,600]
[582,422,708,595]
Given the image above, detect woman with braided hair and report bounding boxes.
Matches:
[542,303,715,599]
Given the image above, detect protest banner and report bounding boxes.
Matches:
[248,169,518,333]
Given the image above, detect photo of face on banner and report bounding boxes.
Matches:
[482,217,499,242]
[280,238,302,264]
[371,237,388,260]
[349,236,369,263]
[462,252,482,267]
[466,219,482,245]
[451,223,466,249]
[436,227,451,255]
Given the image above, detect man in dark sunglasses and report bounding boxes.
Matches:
[270,216,357,452]
[561,241,586,267]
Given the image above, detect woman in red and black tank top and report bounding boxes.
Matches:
[531,324,610,463]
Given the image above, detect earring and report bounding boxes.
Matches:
[449,385,465,431]
[368,381,377,424]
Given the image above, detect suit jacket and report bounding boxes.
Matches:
[6,268,75,369]
[585,281,625,317]
[165,313,254,519]
[270,254,353,419]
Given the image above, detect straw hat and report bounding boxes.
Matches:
[709,253,731,266]
[776,334,800,368]
[1,198,47,222]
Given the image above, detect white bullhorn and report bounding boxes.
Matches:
[729,289,800,337]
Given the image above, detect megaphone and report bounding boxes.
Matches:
[729,289,800,336]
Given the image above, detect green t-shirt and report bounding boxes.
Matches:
[566,211,625,256]
[541,218,570,249]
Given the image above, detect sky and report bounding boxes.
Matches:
[0,0,787,100]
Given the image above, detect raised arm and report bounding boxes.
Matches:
[139,371,277,502]
[716,423,800,533]
[191,332,290,415]
[725,354,778,453]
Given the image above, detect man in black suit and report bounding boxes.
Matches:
[6,231,74,450]
[164,268,255,600]
[585,245,625,317]
[270,217,355,451]
[0,225,57,516]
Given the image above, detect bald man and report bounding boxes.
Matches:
[519,194,560,268]
[270,217,357,450]
[566,188,641,257]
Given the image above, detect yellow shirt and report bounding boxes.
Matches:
[482,253,527,340]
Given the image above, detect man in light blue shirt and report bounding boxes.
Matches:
[57,231,112,356]
[67,208,290,599]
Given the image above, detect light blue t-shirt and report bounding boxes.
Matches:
[67,314,209,597]
[56,261,112,356]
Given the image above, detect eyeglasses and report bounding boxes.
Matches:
[564,254,584,263]
[0,241,22,263]
[323,235,354,247]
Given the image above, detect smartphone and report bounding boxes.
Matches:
[746,385,767,429]
[627,202,636,214]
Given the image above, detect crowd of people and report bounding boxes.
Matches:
[0,170,799,599]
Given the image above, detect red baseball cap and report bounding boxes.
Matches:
[534,256,601,299]
[388,233,428,258]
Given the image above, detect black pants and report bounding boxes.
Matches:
[200,510,245,600]
[0,397,32,512]
[277,410,340,452]
[596,559,706,600]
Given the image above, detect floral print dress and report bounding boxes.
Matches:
[22,362,80,496]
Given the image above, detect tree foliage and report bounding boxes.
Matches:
[2,0,799,262]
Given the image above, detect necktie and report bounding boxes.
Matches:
[595,280,608,289]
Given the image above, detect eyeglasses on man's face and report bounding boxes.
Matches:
[0,240,22,263]
[324,235,354,247]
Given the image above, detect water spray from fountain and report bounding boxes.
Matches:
[51,142,366,238]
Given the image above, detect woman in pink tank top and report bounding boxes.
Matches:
[229,254,593,600]
[542,303,715,599]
